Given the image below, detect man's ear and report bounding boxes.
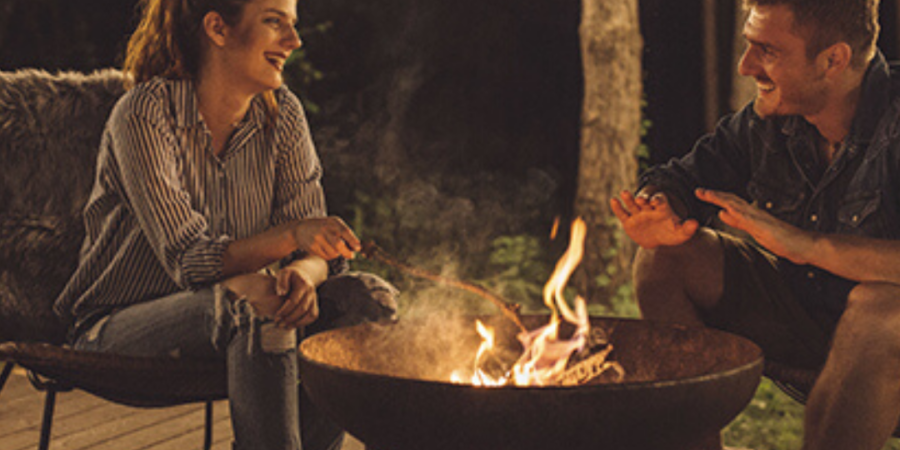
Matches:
[203,11,228,47]
[822,42,852,75]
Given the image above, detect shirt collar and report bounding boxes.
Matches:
[780,50,890,147]
[169,78,267,132]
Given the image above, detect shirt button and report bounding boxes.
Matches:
[852,214,860,223]
[810,214,818,223]
[765,201,773,210]
[807,271,816,279]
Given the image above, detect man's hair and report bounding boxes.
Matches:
[743,0,880,69]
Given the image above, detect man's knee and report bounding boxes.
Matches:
[841,282,900,353]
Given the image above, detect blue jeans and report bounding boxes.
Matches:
[72,272,398,450]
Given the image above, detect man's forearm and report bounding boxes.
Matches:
[808,233,900,284]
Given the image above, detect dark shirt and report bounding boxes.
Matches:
[639,51,900,329]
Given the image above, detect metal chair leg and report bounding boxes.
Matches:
[204,401,214,450]
[39,387,57,450]
[0,362,14,394]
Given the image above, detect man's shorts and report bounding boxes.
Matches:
[698,230,834,371]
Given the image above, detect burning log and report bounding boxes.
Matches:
[560,344,625,386]
[360,241,527,333]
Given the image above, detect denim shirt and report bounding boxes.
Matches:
[639,51,900,329]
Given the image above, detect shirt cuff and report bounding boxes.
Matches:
[180,234,232,288]
[280,250,349,277]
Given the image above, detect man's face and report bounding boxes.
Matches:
[738,4,829,119]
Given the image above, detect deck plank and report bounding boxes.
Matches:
[0,366,364,450]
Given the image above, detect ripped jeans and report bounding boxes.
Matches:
[72,272,398,450]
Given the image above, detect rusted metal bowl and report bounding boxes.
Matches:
[298,315,762,450]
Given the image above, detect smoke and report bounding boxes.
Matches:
[298,0,582,316]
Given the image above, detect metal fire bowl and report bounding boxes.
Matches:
[298,315,763,450]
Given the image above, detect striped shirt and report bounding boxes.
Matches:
[54,77,328,329]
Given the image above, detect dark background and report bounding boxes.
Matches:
[2,0,899,278]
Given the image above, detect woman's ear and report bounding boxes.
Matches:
[203,11,228,47]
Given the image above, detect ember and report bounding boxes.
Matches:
[451,218,625,387]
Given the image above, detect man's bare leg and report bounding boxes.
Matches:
[632,227,726,326]
[632,227,727,448]
[803,282,900,450]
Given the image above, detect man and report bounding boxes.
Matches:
[611,0,900,449]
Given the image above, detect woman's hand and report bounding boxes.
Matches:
[291,216,361,261]
[273,264,320,329]
[222,272,283,318]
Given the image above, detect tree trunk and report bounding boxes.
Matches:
[574,0,642,308]
[731,1,756,111]
[702,0,720,132]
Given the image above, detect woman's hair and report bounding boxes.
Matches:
[743,0,880,69]
[124,0,279,126]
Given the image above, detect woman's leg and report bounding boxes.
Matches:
[300,272,399,450]
[73,287,301,450]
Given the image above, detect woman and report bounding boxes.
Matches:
[52,0,395,449]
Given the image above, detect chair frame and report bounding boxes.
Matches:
[0,342,227,450]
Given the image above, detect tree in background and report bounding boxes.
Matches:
[574,0,642,309]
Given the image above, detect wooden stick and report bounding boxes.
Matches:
[360,241,528,333]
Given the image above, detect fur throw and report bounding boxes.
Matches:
[0,69,125,343]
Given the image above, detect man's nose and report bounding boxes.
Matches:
[737,47,757,77]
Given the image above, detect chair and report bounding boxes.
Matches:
[0,69,227,450]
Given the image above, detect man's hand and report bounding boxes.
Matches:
[610,190,699,248]
[291,216,361,261]
[273,265,320,329]
[695,188,815,264]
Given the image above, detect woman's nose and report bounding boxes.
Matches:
[285,27,302,50]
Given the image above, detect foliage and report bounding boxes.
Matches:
[723,378,900,450]
[283,21,333,114]
[724,378,806,449]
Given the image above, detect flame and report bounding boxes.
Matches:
[450,320,509,386]
[511,218,589,386]
[452,218,598,387]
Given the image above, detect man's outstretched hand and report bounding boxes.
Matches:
[610,190,699,249]
[695,188,814,264]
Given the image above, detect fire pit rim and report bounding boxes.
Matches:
[298,350,763,392]
[297,316,764,391]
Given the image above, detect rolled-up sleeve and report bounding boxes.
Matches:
[271,89,327,225]
[270,89,347,276]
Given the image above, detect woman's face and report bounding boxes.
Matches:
[219,0,301,93]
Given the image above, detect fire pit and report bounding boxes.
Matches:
[298,314,763,450]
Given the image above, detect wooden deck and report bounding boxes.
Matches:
[0,366,363,450]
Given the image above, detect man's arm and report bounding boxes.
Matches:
[697,188,900,284]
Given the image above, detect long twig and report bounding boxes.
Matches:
[360,241,528,333]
